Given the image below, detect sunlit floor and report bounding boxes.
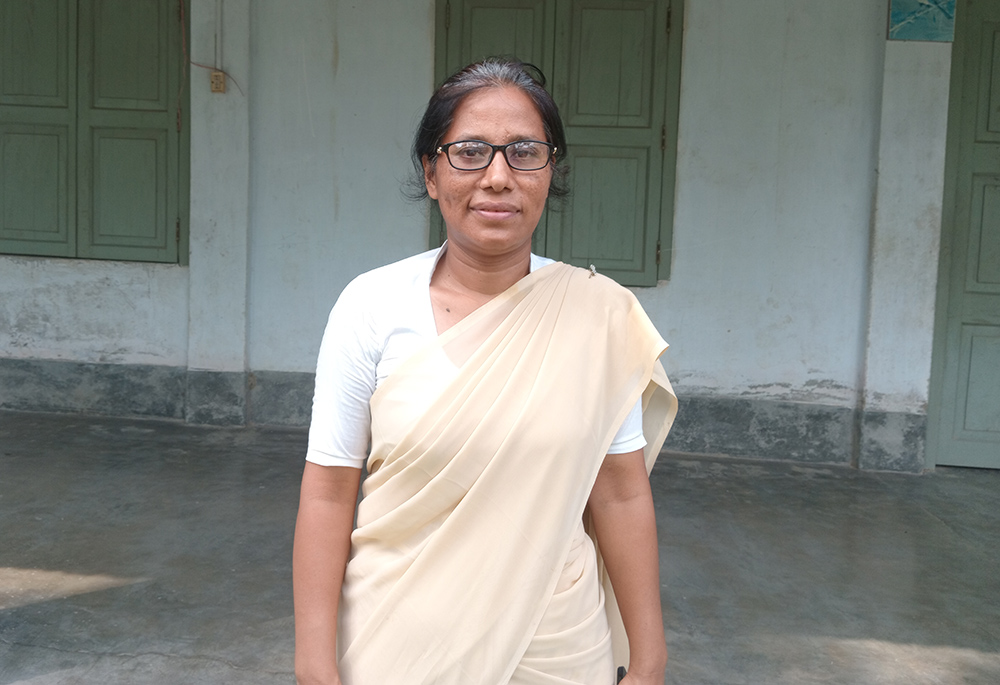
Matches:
[1,410,998,685]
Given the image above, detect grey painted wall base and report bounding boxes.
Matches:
[0,358,186,420]
[185,370,247,426]
[0,359,313,428]
[666,394,928,473]
[0,360,252,427]
[666,395,857,465]
[0,359,928,471]
[248,370,314,427]
[857,410,927,473]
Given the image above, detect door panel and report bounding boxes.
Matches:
[0,126,71,252]
[931,2,1000,468]
[548,0,666,285]
[565,2,655,127]
[89,128,167,247]
[969,177,1000,288]
[979,23,1000,141]
[0,0,75,257]
[91,0,167,110]
[957,326,1000,435]
[561,145,648,272]
[465,3,549,67]
[77,0,180,262]
[0,0,70,107]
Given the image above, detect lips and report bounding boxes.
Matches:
[472,202,519,221]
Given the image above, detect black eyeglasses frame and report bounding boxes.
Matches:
[435,139,557,172]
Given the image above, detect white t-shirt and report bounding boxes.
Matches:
[306,247,646,469]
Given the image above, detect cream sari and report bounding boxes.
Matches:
[337,262,677,685]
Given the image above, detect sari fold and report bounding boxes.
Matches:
[338,263,677,685]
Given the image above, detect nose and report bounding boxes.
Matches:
[480,148,514,191]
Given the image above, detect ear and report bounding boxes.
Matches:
[422,155,439,200]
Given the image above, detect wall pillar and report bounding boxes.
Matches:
[186,0,252,424]
[862,40,952,471]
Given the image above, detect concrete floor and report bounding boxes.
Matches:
[0,411,998,685]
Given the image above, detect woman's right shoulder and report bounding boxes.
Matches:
[336,247,440,309]
[342,248,438,295]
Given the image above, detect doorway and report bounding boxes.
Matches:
[929,0,1000,468]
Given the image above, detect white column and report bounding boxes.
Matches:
[187,0,251,374]
[862,40,952,469]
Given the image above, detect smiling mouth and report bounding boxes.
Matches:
[473,204,518,220]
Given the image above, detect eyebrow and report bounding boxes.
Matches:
[446,133,546,143]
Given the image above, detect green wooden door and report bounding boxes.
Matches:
[930,0,1000,468]
[435,0,680,285]
[548,0,670,286]
[0,0,185,263]
[0,0,77,257]
[77,0,181,262]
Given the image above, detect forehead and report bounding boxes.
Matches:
[446,86,546,142]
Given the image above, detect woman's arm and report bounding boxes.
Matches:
[588,449,667,685]
[293,462,362,685]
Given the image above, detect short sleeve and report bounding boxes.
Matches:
[306,278,380,469]
[606,397,646,454]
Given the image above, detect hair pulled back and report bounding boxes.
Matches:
[409,57,569,200]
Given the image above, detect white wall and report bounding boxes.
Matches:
[865,41,951,416]
[0,257,188,365]
[246,0,434,372]
[187,0,251,374]
[636,0,889,407]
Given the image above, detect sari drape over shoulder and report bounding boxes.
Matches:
[338,263,677,685]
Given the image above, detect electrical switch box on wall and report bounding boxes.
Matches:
[210,71,226,93]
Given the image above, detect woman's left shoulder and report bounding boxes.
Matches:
[539,263,646,323]
[567,263,638,301]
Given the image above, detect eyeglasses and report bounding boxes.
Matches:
[436,139,556,171]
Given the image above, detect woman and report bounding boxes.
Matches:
[293,58,677,685]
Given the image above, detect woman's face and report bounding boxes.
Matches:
[423,86,552,260]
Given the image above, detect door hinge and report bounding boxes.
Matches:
[445,0,451,31]
[176,218,181,244]
[666,5,672,35]
[656,240,662,265]
[660,124,666,152]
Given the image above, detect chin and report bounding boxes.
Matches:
[453,229,534,255]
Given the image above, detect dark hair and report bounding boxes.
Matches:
[408,57,569,200]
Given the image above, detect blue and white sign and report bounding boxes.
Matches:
[889,0,955,42]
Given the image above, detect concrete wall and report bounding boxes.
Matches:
[0,258,188,365]
[868,42,951,417]
[639,0,887,406]
[0,0,953,470]
[860,40,952,470]
[246,0,433,373]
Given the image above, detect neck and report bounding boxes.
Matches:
[433,241,532,298]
